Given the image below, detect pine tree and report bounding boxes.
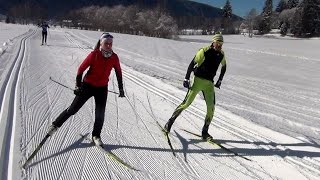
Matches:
[276,0,288,13]
[287,0,299,9]
[259,0,273,34]
[222,0,233,33]
[223,0,232,18]
[299,0,320,36]
[280,22,289,35]
[5,15,10,23]
[291,7,303,36]
[246,8,258,37]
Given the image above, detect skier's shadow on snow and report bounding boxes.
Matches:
[174,130,241,162]
[29,130,320,167]
[173,130,320,160]
[27,133,92,168]
[104,131,320,160]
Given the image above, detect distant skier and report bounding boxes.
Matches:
[164,32,227,140]
[40,22,49,45]
[47,32,125,146]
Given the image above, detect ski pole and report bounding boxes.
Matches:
[49,77,73,90]
[49,77,119,94]
[48,28,51,39]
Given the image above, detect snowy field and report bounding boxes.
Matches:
[0,22,319,180]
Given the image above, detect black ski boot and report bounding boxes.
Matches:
[202,125,213,141]
[164,119,175,133]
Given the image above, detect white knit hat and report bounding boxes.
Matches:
[100,32,113,41]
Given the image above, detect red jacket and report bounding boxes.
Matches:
[77,49,123,88]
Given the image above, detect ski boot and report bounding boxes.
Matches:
[92,136,103,146]
[47,124,58,136]
[202,126,213,141]
[164,119,175,134]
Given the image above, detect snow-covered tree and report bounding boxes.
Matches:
[298,0,320,36]
[221,0,233,33]
[118,6,139,34]
[155,13,178,38]
[66,5,178,38]
[276,0,288,13]
[259,0,273,34]
[246,8,258,37]
[287,0,299,9]
[222,0,232,18]
[135,10,158,36]
[278,7,298,32]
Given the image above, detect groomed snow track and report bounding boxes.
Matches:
[0,29,36,180]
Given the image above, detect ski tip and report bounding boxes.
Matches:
[21,162,27,170]
[243,156,252,161]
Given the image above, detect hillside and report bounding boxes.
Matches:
[0,0,242,20]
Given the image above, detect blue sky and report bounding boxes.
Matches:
[192,0,280,17]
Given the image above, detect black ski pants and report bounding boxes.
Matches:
[53,83,108,137]
[42,31,47,44]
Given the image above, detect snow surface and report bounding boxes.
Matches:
[0,22,319,180]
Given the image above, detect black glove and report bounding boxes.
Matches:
[74,86,83,96]
[183,79,190,89]
[119,89,125,97]
[76,74,82,87]
[214,79,222,89]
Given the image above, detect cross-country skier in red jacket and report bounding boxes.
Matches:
[48,32,125,146]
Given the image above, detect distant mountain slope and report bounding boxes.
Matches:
[0,0,242,20]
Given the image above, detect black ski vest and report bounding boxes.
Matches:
[194,47,224,81]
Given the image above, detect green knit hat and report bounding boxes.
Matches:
[212,33,224,44]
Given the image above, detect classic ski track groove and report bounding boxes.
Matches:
[14,30,320,179]
[141,95,201,179]
[19,29,94,179]
[144,95,250,179]
[0,28,37,179]
[121,62,320,176]
[70,31,320,178]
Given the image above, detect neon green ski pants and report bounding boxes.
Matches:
[170,76,215,126]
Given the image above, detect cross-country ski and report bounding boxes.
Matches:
[80,134,138,171]
[155,121,176,157]
[182,129,252,161]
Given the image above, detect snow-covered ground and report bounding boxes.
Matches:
[0,23,33,54]
[0,22,319,180]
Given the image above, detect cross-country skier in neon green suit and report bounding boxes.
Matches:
[164,33,227,140]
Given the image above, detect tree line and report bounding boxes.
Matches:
[4,0,241,37]
[4,0,319,38]
[61,5,178,39]
[244,0,320,37]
